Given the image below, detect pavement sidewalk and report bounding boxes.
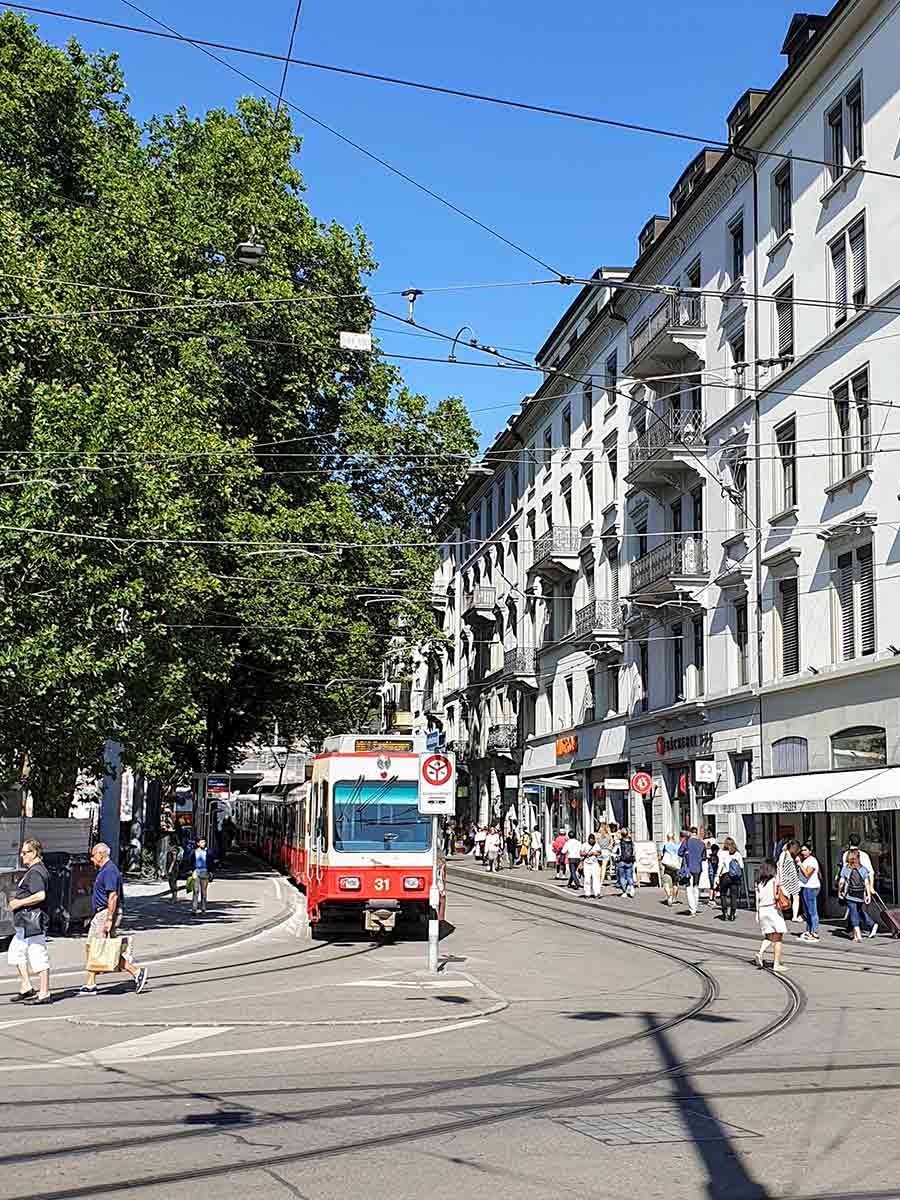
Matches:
[0,852,297,981]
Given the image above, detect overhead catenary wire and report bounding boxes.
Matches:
[9,3,900,186]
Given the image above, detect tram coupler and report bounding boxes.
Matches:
[364,899,400,933]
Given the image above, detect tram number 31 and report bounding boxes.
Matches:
[373,878,391,891]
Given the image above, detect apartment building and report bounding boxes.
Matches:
[404,0,900,902]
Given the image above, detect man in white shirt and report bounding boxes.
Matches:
[797,844,821,942]
[483,828,501,872]
[563,832,582,890]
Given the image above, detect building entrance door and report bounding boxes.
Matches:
[827,813,896,905]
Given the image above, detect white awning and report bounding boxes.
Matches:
[523,775,580,790]
[703,767,900,815]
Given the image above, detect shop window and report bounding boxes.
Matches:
[772,736,808,774]
[831,726,886,770]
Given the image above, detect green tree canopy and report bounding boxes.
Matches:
[0,14,476,811]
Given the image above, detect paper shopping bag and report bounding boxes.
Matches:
[86,936,124,974]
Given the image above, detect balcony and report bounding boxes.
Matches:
[503,646,538,691]
[574,599,623,644]
[627,294,706,377]
[528,526,581,581]
[424,687,444,717]
[630,534,708,596]
[487,723,520,756]
[462,585,497,627]
[627,407,706,484]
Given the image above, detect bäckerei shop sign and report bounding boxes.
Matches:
[656,732,713,757]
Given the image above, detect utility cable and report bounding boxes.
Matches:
[272,0,304,119]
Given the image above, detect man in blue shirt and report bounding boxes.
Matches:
[679,826,708,917]
[81,843,148,996]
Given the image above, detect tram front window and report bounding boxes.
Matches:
[332,780,431,852]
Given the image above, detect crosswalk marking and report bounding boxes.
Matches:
[0,1025,228,1072]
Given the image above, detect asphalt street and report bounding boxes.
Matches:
[1,861,900,1200]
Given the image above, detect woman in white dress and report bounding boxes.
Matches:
[754,858,788,973]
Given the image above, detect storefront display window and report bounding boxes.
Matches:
[831,726,887,770]
[828,813,896,904]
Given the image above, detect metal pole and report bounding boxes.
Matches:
[427,815,440,974]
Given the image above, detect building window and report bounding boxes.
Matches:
[832,368,871,479]
[605,350,618,395]
[773,162,792,237]
[582,378,593,431]
[830,217,866,327]
[635,520,648,560]
[607,664,619,715]
[732,455,748,531]
[831,725,886,770]
[527,442,536,488]
[607,441,618,501]
[543,425,553,470]
[735,598,749,686]
[562,404,572,449]
[510,461,519,506]
[473,506,482,544]
[826,79,863,181]
[497,473,506,522]
[583,673,596,725]
[836,542,875,661]
[729,214,745,283]
[685,258,701,289]
[584,466,594,523]
[564,676,574,726]
[776,418,797,511]
[672,622,685,702]
[775,280,794,363]
[691,486,703,534]
[544,685,554,731]
[638,641,649,712]
[772,735,808,774]
[693,616,705,696]
[778,576,800,676]
[728,326,746,404]
[609,549,619,609]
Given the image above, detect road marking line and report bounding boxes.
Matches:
[0,1016,488,1071]
[55,1025,226,1067]
[342,979,474,989]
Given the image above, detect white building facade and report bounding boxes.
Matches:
[408,0,900,910]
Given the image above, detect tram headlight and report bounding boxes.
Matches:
[338,876,361,890]
[403,876,425,890]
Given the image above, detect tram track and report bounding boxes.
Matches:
[5,870,805,1199]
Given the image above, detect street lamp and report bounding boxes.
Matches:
[235,227,267,268]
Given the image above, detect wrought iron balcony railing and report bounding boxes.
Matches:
[574,599,623,638]
[629,407,705,471]
[462,585,497,616]
[531,526,581,569]
[630,294,706,361]
[631,534,708,592]
[503,647,537,677]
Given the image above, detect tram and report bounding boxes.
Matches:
[234,733,445,935]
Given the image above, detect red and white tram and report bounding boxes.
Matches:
[235,733,445,935]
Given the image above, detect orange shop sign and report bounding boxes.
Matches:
[555,734,579,759]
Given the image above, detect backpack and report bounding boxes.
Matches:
[619,838,635,864]
[728,857,742,879]
[848,866,865,894]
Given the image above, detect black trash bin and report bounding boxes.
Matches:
[43,852,96,935]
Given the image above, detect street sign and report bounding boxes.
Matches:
[426,730,443,751]
[339,331,372,352]
[418,752,456,815]
[603,777,630,791]
[630,770,653,796]
[694,759,716,783]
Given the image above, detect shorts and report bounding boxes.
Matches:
[7,929,50,972]
[88,910,121,940]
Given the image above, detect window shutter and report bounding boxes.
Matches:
[831,239,847,323]
[838,551,855,660]
[858,544,875,656]
[610,551,619,609]
[777,288,794,356]
[849,220,866,306]
[780,577,799,675]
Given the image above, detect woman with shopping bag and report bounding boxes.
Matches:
[81,843,148,996]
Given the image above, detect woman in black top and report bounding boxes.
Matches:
[6,838,51,1004]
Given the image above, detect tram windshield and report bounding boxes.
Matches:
[332,779,431,852]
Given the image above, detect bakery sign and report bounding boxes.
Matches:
[656,732,714,756]
[556,734,579,759]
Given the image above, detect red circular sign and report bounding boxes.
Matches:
[656,735,666,756]
[422,754,453,787]
[630,771,652,795]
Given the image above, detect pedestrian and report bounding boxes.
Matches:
[505,823,519,869]
[596,823,613,893]
[473,826,487,863]
[776,839,802,924]
[706,841,720,907]
[563,830,582,889]
[552,829,567,879]
[754,857,788,973]
[165,834,182,903]
[189,837,211,915]
[6,838,52,1005]
[715,836,744,922]
[81,842,148,996]
[659,832,682,907]
[530,826,544,871]
[838,849,878,942]
[484,827,501,873]
[679,826,707,916]
[797,843,821,942]
[518,829,530,867]
[581,834,602,898]
[617,828,636,898]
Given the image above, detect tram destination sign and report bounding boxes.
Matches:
[418,752,456,816]
[354,738,413,753]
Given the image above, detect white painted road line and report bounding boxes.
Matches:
[0,1016,489,1071]
[342,979,475,989]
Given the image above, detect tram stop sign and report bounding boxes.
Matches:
[418,752,456,816]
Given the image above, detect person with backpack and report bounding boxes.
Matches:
[659,832,682,907]
[617,828,636,898]
[679,827,707,916]
[596,823,614,893]
[715,836,744,922]
[838,849,878,941]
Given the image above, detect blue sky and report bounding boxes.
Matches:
[23,0,807,446]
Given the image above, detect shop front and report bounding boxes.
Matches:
[521,731,583,838]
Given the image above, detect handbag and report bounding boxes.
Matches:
[776,884,792,910]
[15,906,46,937]
[661,850,681,871]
